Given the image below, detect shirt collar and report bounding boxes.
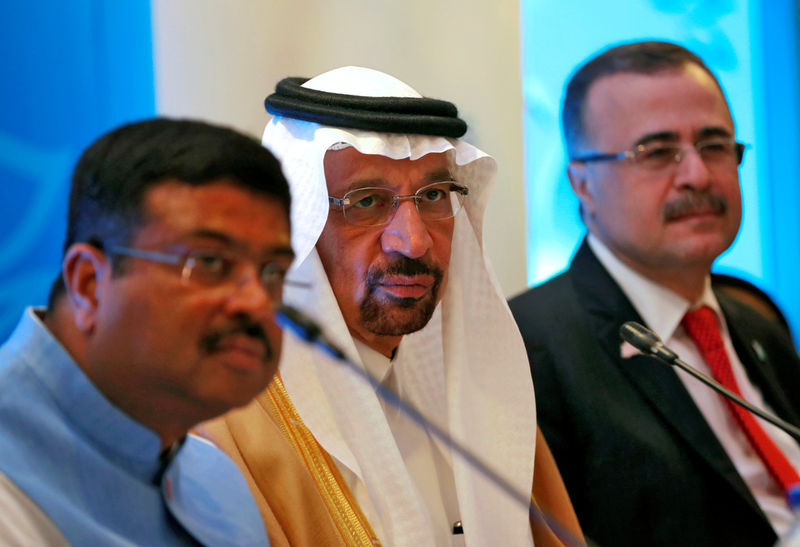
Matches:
[354,337,395,386]
[587,235,722,342]
[16,307,165,481]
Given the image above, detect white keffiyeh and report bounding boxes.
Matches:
[264,66,536,547]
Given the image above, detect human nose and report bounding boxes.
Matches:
[673,145,712,189]
[380,198,433,258]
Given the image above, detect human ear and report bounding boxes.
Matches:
[61,243,109,334]
[567,161,594,216]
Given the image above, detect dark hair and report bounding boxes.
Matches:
[562,40,727,158]
[48,117,291,306]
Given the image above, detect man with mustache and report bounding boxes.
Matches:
[510,41,800,546]
[0,118,293,544]
[200,66,582,546]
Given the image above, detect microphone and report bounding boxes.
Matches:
[274,304,346,360]
[620,321,800,442]
[275,304,588,547]
[619,322,680,364]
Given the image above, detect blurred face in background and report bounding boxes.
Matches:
[569,63,742,282]
[81,181,293,428]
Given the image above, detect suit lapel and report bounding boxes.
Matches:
[718,291,800,433]
[569,240,761,510]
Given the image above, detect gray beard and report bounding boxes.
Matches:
[359,288,439,336]
[358,256,444,336]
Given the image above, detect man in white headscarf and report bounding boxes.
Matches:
[200,67,581,547]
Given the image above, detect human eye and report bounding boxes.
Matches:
[258,262,291,300]
[638,143,676,160]
[187,250,233,281]
[632,142,679,169]
[419,184,449,202]
[698,139,733,155]
[260,262,288,283]
[348,189,390,209]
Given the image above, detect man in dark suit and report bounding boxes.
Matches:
[510,41,800,546]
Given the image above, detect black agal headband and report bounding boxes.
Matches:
[264,77,468,138]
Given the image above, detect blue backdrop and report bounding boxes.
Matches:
[521,0,800,341]
[0,2,155,340]
[2,2,799,343]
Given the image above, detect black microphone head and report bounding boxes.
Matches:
[619,321,662,354]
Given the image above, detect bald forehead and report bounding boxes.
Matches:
[582,63,734,148]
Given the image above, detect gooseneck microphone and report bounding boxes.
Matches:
[275,304,346,360]
[620,321,800,442]
[275,305,588,547]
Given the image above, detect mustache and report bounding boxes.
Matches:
[200,320,274,361]
[662,190,728,221]
[365,256,444,287]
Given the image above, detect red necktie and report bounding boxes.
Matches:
[681,305,800,500]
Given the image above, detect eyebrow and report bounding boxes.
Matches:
[634,126,734,148]
[424,168,454,182]
[344,178,386,192]
[696,126,734,140]
[182,229,295,259]
[183,229,237,246]
[633,131,680,147]
[343,168,455,193]
[264,246,296,260]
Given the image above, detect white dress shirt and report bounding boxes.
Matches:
[589,235,800,535]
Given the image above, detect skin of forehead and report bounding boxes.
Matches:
[324,148,453,194]
[582,63,735,149]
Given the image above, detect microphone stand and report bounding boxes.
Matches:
[277,305,589,547]
[620,321,800,442]
[620,321,800,546]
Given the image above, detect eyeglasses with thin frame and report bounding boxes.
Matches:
[570,137,746,171]
[328,181,469,227]
[108,245,304,302]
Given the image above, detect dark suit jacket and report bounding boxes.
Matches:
[509,239,800,547]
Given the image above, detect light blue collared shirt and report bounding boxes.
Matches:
[0,308,269,546]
